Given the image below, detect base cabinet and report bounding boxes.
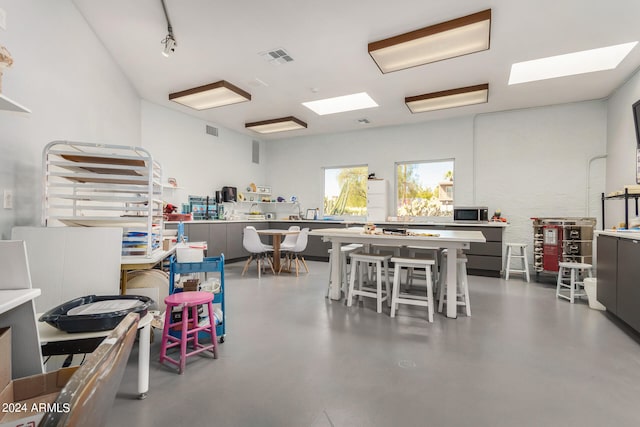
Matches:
[597,234,640,334]
[617,238,640,332]
[596,235,618,314]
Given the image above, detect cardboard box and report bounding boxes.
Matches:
[0,328,77,427]
[182,279,199,292]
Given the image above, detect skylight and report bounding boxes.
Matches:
[302,92,378,115]
[508,41,638,85]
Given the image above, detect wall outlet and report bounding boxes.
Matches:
[3,190,13,209]
[0,8,6,31]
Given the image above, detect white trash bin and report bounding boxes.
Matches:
[583,278,606,310]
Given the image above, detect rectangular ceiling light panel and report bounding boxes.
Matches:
[302,92,378,115]
[369,9,491,73]
[405,84,489,113]
[508,41,638,85]
[169,80,251,110]
[245,116,307,134]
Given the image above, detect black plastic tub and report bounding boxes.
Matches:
[39,295,153,333]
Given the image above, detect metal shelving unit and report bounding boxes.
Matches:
[42,141,163,257]
[531,217,596,275]
[601,189,640,230]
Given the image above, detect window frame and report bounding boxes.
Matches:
[322,164,369,219]
[394,158,455,219]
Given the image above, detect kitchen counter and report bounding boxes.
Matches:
[595,230,640,240]
[165,219,509,227]
[166,219,507,277]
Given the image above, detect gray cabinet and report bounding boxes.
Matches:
[617,238,640,332]
[596,234,640,334]
[226,222,268,260]
[596,235,617,314]
[447,226,503,277]
[184,223,227,258]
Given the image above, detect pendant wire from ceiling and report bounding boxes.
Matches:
[160,0,176,57]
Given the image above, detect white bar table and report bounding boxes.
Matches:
[310,228,486,319]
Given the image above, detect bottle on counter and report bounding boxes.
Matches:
[314,208,319,220]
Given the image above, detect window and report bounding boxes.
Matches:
[396,159,454,217]
[323,166,368,217]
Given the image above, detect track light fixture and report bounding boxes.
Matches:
[160,0,176,57]
[162,34,176,57]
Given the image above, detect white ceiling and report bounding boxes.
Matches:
[71,0,640,140]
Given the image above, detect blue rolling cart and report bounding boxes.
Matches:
[169,254,226,343]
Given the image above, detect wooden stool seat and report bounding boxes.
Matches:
[347,253,391,314]
[556,262,593,303]
[390,257,435,322]
[505,243,530,282]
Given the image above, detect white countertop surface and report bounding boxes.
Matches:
[310,227,487,243]
[596,230,640,240]
[0,288,41,314]
[166,219,508,227]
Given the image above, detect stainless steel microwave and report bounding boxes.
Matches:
[453,206,489,222]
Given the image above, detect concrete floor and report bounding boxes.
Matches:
[107,261,640,427]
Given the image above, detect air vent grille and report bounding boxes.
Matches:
[206,125,218,137]
[260,47,294,65]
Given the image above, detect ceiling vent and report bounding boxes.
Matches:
[206,125,218,137]
[357,118,371,125]
[260,48,294,65]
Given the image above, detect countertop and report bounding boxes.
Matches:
[595,230,640,240]
[165,219,509,227]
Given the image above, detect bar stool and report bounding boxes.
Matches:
[504,243,530,282]
[407,246,440,289]
[159,291,219,374]
[437,251,471,316]
[390,257,435,322]
[326,244,363,298]
[556,262,592,303]
[347,252,391,314]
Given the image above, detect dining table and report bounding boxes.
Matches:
[309,227,486,318]
[257,228,301,273]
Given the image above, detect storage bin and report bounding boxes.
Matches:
[584,278,606,310]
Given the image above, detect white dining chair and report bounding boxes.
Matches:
[279,226,301,251]
[281,228,310,276]
[241,226,275,278]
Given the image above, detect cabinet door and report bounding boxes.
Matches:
[185,223,210,247]
[617,238,640,331]
[208,224,228,258]
[596,235,617,314]
[367,180,388,221]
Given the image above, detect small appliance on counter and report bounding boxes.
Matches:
[222,186,237,202]
[453,206,489,222]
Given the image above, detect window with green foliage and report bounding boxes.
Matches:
[323,166,368,217]
[396,160,454,217]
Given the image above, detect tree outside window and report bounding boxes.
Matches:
[396,160,454,217]
[324,166,368,216]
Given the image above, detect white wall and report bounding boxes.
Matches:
[266,116,474,216]
[0,0,140,238]
[475,102,607,249]
[267,101,607,258]
[140,101,269,214]
[605,68,640,228]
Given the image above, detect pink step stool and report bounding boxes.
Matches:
[159,291,219,374]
